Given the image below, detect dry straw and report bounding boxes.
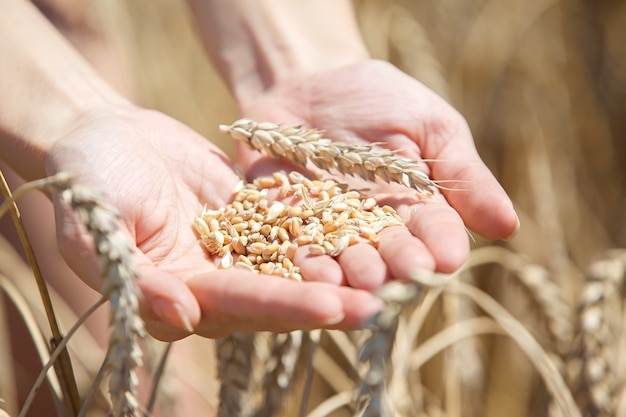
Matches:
[220,118,437,198]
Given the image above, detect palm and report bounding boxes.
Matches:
[45,106,382,340]
[238,60,518,278]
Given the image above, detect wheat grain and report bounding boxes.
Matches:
[194,172,404,280]
[220,119,436,198]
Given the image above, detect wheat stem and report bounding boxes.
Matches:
[0,274,63,403]
[0,171,81,415]
[18,296,107,417]
[145,342,173,416]
[76,354,109,417]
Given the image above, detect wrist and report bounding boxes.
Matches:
[234,45,370,111]
[188,0,370,109]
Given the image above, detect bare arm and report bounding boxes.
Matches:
[0,0,128,181]
[186,0,369,107]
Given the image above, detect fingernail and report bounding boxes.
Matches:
[152,298,194,333]
[324,312,346,326]
[503,213,521,241]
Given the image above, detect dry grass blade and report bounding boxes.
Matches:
[312,346,356,395]
[455,282,580,417]
[306,391,355,417]
[220,119,436,198]
[409,317,505,370]
[18,296,107,417]
[387,288,445,415]
[76,356,109,417]
[0,171,82,414]
[0,274,64,403]
[145,341,173,416]
[406,271,581,417]
[355,269,580,417]
[466,246,573,353]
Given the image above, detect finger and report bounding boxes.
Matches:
[337,242,388,291]
[376,226,436,278]
[426,121,519,240]
[400,199,470,273]
[134,256,202,341]
[186,269,384,336]
[294,246,345,285]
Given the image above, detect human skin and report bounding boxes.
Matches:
[0,0,385,341]
[1,0,518,341]
[188,0,520,287]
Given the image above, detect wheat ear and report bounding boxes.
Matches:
[569,251,626,417]
[256,331,303,417]
[57,182,145,417]
[220,119,436,198]
[216,331,257,417]
[356,282,421,417]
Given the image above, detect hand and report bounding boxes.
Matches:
[44,105,383,340]
[235,60,519,287]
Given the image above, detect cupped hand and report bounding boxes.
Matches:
[44,105,383,340]
[236,60,519,288]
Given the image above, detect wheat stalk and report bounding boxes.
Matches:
[220,119,436,198]
[0,171,83,413]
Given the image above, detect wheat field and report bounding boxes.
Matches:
[1,0,625,416]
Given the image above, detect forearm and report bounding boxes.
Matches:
[186,0,369,107]
[0,0,128,181]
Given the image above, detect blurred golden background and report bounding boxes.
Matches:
[2,0,625,416]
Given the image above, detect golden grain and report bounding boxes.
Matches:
[193,170,404,281]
